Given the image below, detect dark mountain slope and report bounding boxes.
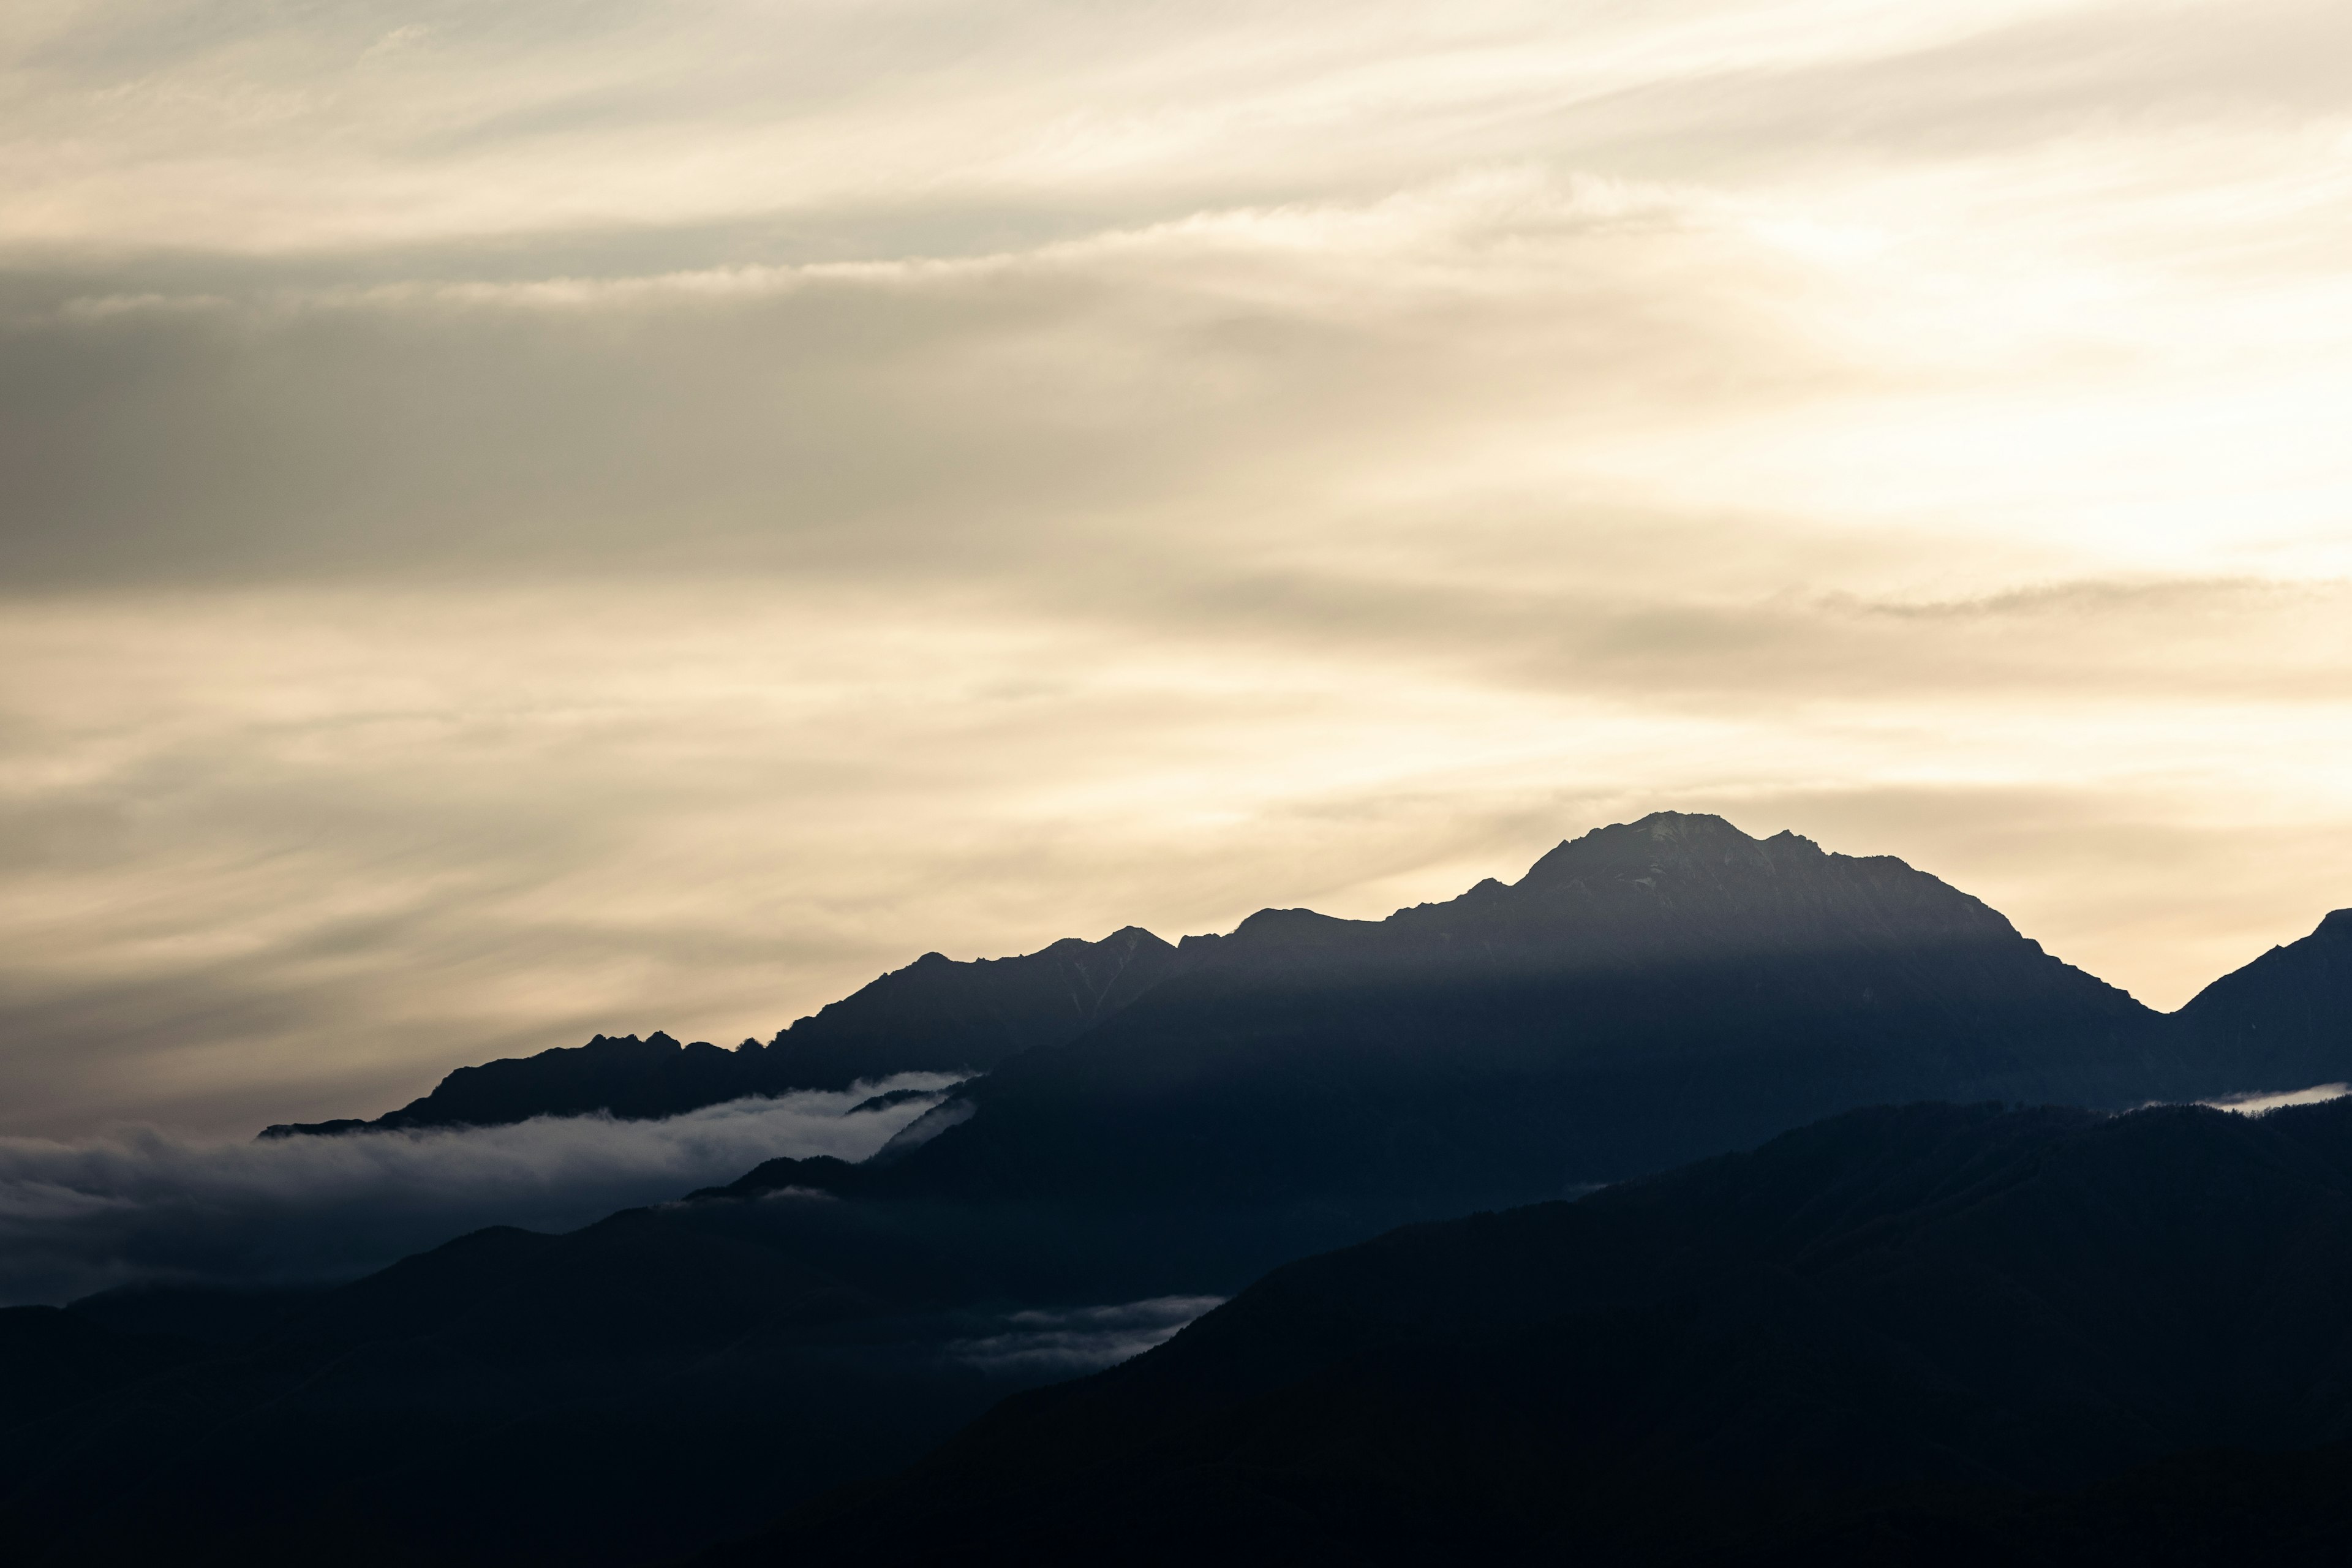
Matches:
[763,814,2165,1212]
[758,924,1178,1090]
[263,925,1175,1136]
[0,1201,1179,1567]
[0,1308,202,1432]
[1737,1439,2352,1567]
[712,1095,2352,1567]
[2171,907,2352,1098]
[66,1283,326,1346]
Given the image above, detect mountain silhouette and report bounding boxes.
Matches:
[0,1307,202,1430]
[23,812,2352,1566]
[707,1095,2352,1566]
[2171,907,2352,1099]
[266,816,2352,1178]
[724,813,2166,1213]
[0,1208,1125,1565]
[261,925,1175,1136]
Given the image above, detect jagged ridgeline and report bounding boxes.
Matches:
[260,925,1178,1136]
[266,812,2352,1218]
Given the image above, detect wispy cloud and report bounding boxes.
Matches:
[948,1295,1227,1373]
[2204,1084,2351,1117]
[0,1078,954,1305]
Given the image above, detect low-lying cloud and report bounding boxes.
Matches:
[0,1077,955,1306]
[947,1295,1228,1373]
[2204,1083,2352,1117]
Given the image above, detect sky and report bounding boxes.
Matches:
[4,0,2351,1139]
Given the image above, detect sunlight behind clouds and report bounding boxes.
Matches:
[2,0,2348,1133]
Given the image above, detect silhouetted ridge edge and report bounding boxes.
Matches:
[260,818,2352,1172]
[261,925,1179,1137]
[730,810,2185,1212]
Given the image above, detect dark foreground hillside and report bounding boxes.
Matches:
[712,1096,2352,1566]
[0,1204,1233,1567]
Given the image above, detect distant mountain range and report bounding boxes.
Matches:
[271,813,2352,1215]
[9,812,2350,1565]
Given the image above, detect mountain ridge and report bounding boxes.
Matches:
[258,812,2352,1240]
[262,924,1177,1137]
[724,810,2168,1212]
[269,813,2160,1143]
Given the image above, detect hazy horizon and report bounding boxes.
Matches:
[7,0,2352,1138]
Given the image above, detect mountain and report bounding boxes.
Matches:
[0,1307,202,1431]
[733,813,2165,1213]
[31,812,2349,1566]
[0,1200,1173,1566]
[707,1094,2352,1566]
[2171,908,2352,1099]
[268,818,2352,1166]
[262,925,1175,1136]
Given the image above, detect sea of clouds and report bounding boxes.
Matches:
[0,1076,959,1306]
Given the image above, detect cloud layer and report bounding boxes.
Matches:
[0,1078,954,1305]
[2206,1084,2352,1118]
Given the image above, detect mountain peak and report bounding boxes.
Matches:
[1230,907,1370,947]
[1518,811,1819,889]
[1633,809,1749,836]
[2172,905,2352,1096]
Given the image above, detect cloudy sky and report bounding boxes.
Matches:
[5,0,2351,1138]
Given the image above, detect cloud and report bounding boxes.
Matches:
[0,172,1817,593]
[0,1,2136,255]
[0,1077,956,1306]
[947,1295,1227,1373]
[2204,1084,2351,1117]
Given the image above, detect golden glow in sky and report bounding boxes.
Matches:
[3,0,2350,1133]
